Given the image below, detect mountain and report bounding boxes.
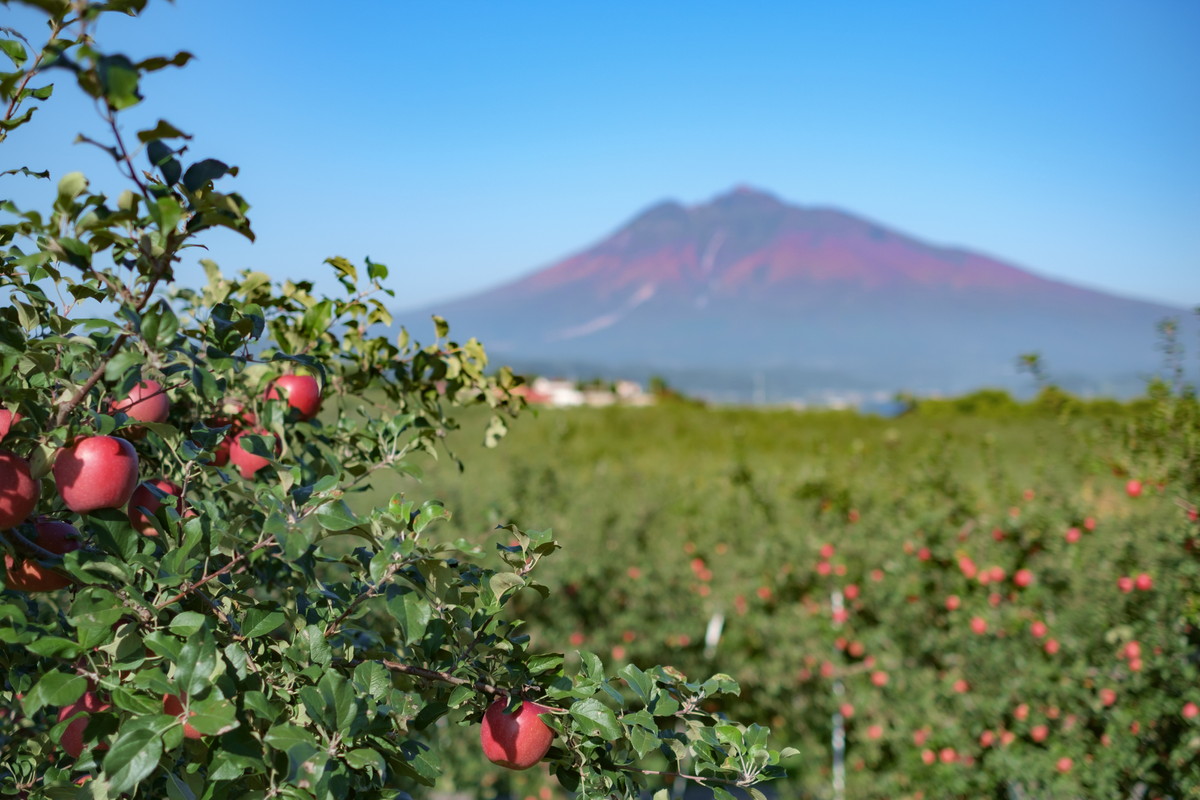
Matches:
[399,187,1191,403]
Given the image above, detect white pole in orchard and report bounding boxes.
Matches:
[704,610,725,659]
[831,589,846,800]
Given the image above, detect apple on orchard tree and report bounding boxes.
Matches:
[0,450,39,528]
[58,690,112,758]
[3,518,82,592]
[205,406,256,467]
[480,697,554,770]
[52,436,139,513]
[110,380,170,438]
[229,430,280,479]
[162,693,203,739]
[127,479,186,537]
[264,373,321,421]
[0,409,21,442]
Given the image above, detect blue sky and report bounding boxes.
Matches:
[5,0,1199,314]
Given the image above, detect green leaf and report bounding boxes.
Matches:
[56,171,88,203]
[168,611,207,637]
[98,54,142,109]
[569,697,622,741]
[629,724,659,758]
[182,158,233,192]
[242,609,286,638]
[186,695,239,736]
[173,634,219,697]
[620,663,653,702]
[25,671,86,714]
[0,39,28,67]
[345,747,385,773]
[386,590,431,645]
[104,718,164,793]
[488,571,524,599]
[138,119,191,143]
[316,499,358,531]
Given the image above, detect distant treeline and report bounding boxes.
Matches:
[899,379,1195,418]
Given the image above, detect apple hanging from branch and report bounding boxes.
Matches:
[479,698,555,770]
[264,373,321,421]
[0,450,39,528]
[52,435,140,513]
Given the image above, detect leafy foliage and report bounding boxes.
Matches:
[0,3,788,797]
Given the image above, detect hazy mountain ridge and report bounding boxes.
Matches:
[398,187,1191,403]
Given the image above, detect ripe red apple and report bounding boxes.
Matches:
[1056,756,1073,773]
[53,436,139,513]
[127,479,185,536]
[1013,568,1034,588]
[111,380,170,425]
[1183,701,1199,719]
[264,374,321,421]
[480,698,554,770]
[3,518,81,592]
[1125,479,1143,498]
[1099,688,1117,707]
[1030,620,1048,638]
[59,691,111,758]
[0,450,39,528]
[1117,576,1134,593]
[1134,573,1153,591]
[970,616,987,635]
[0,409,21,442]
[163,693,203,739]
[228,430,278,479]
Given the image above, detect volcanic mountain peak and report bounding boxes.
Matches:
[403,187,1189,401]
[520,186,1052,300]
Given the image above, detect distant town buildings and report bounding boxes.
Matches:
[512,377,655,407]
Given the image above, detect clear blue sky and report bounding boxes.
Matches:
[5,0,1199,313]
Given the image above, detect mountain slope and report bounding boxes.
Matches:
[399,187,1189,401]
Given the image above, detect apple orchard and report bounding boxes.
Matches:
[2,3,1200,800]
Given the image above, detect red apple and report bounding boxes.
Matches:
[229,430,278,479]
[1117,576,1134,593]
[1125,479,1143,498]
[110,381,170,437]
[1056,756,1073,773]
[127,479,185,536]
[0,450,39,528]
[1013,568,1034,588]
[3,518,81,592]
[59,691,111,758]
[0,409,21,442]
[1134,573,1153,591]
[264,374,321,421]
[480,698,554,770]
[970,616,987,635]
[163,693,203,739]
[1183,701,1199,719]
[53,436,139,513]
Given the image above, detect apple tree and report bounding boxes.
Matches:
[0,2,793,797]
